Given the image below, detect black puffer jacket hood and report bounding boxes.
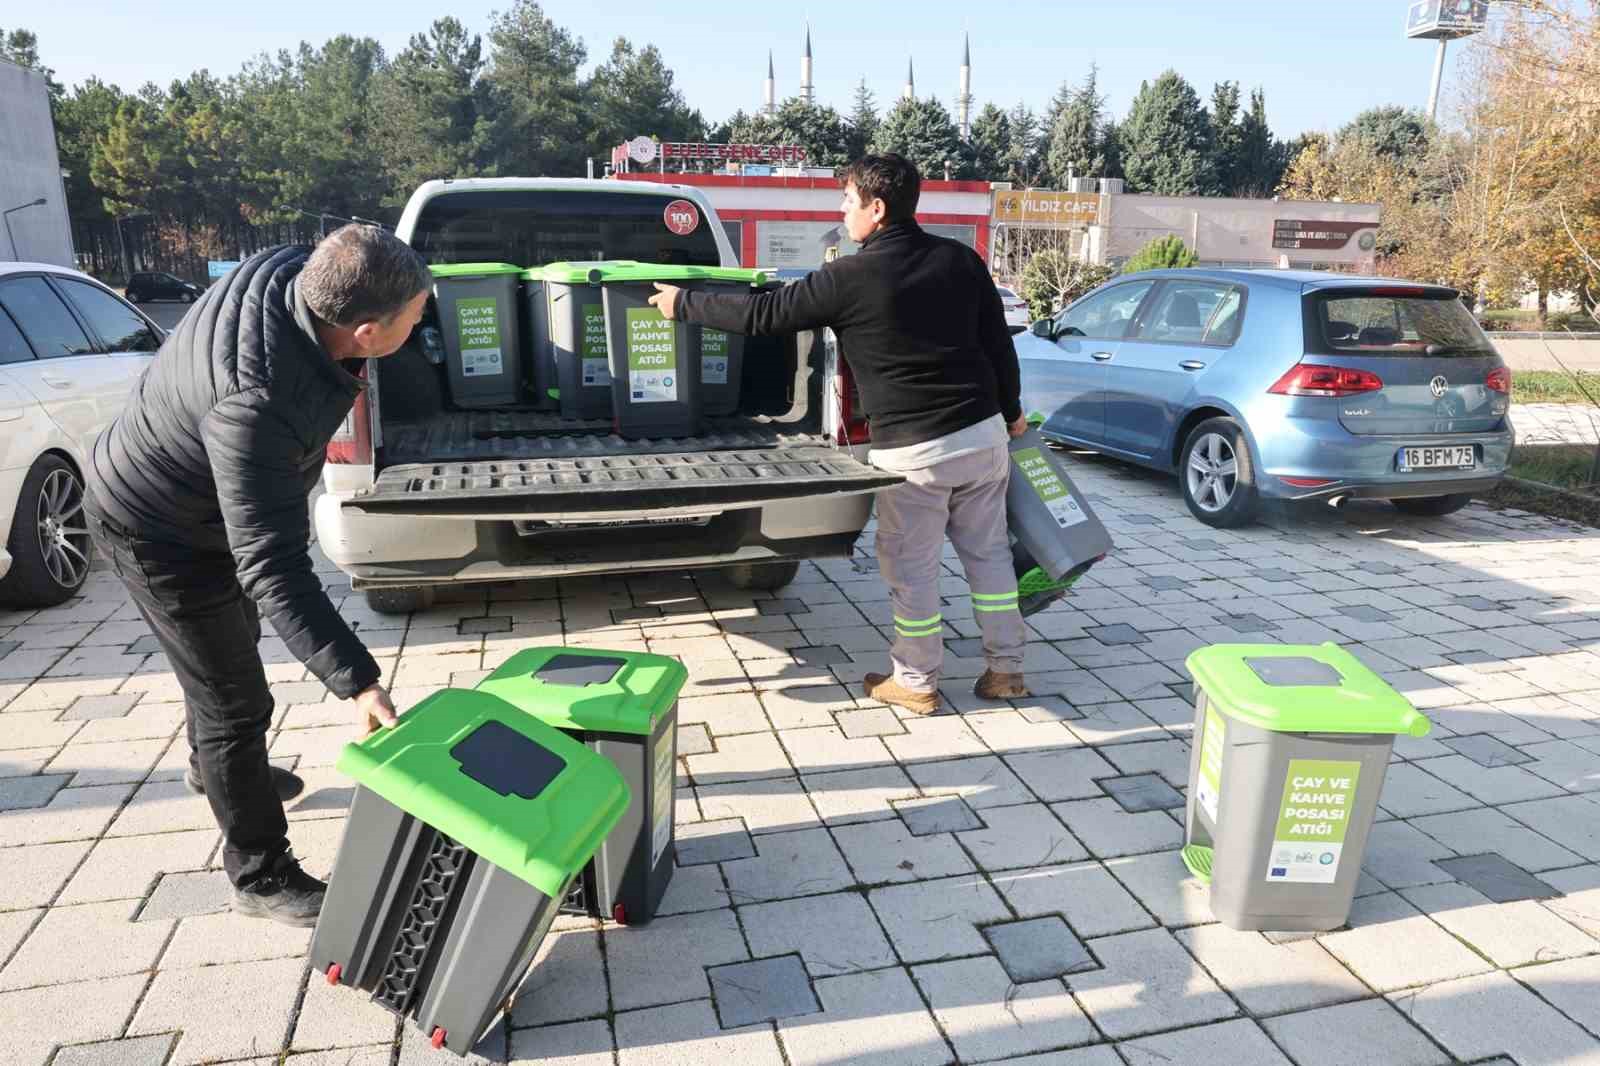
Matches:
[89,246,380,699]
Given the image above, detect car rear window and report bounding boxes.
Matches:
[996,286,1017,298]
[1308,288,1494,356]
[410,190,722,267]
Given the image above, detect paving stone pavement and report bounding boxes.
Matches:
[1,458,1600,1064]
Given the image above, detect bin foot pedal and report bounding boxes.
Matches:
[1182,845,1214,884]
[430,1027,447,1050]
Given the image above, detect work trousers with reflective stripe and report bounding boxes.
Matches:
[874,443,1027,693]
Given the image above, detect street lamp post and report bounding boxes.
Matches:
[3,198,48,260]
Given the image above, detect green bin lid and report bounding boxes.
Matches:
[429,262,524,279]
[336,688,629,897]
[1185,642,1431,737]
[534,261,768,287]
[477,646,687,736]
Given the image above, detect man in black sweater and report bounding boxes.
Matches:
[650,154,1029,714]
[87,225,429,925]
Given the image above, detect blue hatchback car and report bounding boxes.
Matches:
[1016,269,1513,527]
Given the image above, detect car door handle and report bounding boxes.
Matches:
[39,374,74,390]
[1180,360,1206,371]
[1091,351,1114,362]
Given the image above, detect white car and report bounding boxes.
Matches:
[0,263,161,606]
[313,177,902,613]
[997,285,1031,332]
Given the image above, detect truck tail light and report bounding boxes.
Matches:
[836,359,870,446]
[328,371,374,465]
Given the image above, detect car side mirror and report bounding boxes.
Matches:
[1031,319,1055,340]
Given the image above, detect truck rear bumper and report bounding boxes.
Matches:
[315,492,873,588]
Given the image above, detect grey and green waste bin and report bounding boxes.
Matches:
[541,263,616,420]
[599,262,706,439]
[1180,642,1432,931]
[1006,424,1114,616]
[518,267,556,411]
[682,267,768,417]
[310,687,627,1056]
[429,263,525,409]
[478,646,689,925]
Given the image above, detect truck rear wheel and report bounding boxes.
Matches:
[364,586,436,615]
[724,560,800,591]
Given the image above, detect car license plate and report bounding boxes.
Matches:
[1398,446,1475,472]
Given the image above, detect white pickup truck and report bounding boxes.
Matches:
[314,177,898,613]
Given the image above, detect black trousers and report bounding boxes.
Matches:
[88,499,288,887]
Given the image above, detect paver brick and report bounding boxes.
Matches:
[52,1034,177,1066]
[1412,808,1581,873]
[674,818,755,866]
[1175,923,1368,1015]
[0,974,147,1066]
[905,755,1034,808]
[1390,970,1600,1066]
[869,873,1011,963]
[737,891,896,976]
[0,899,171,990]
[1051,797,1183,858]
[603,908,748,1011]
[984,917,1096,981]
[834,818,974,884]
[292,969,401,1050]
[1318,891,1494,992]
[1401,881,1595,967]
[1069,928,1235,1039]
[1004,747,1119,803]
[776,967,951,1066]
[1117,1019,1291,1066]
[914,956,1095,1061]
[130,955,312,1064]
[1261,998,1450,1066]
[722,827,853,903]
[1512,954,1600,1038]
[507,1019,612,1066]
[708,954,819,1028]
[0,839,90,910]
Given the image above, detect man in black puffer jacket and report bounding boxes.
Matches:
[86,225,430,926]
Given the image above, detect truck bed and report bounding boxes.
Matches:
[378,411,824,465]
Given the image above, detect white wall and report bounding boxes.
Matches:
[0,58,73,266]
[1096,194,1381,271]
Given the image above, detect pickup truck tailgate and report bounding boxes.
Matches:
[346,446,901,518]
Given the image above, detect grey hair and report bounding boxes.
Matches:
[299,223,431,326]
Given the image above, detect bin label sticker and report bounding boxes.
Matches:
[1197,703,1225,824]
[626,307,678,404]
[1266,759,1361,884]
[650,726,674,868]
[702,329,730,385]
[456,297,503,378]
[1011,448,1087,529]
[581,303,610,387]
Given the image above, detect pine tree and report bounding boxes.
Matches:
[1208,81,1243,195]
[968,103,1010,180]
[1234,88,1287,196]
[870,96,971,179]
[725,98,851,167]
[586,37,705,153]
[1004,102,1041,185]
[1046,65,1107,186]
[1120,70,1213,195]
[480,0,588,178]
[371,18,490,198]
[1122,234,1198,273]
[847,78,879,159]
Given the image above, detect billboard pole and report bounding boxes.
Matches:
[1425,38,1449,120]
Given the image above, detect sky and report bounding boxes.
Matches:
[21,0,1482,138]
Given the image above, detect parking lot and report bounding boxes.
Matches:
[2,447,1599,1066]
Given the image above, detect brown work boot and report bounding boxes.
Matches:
[863,673,940,716]
[974,670,1030,700]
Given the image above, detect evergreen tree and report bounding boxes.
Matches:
[1235,88,1288,196]
[1207,80,1243,195]
[1121,70,1213,195]
[586,37,704,153]
[480,0,588,178]
[1046,65,1107,185]
[1122,234,1198,273]
[1338,105,1432,165]
[968,103,1010,179]
[846,78,879,159]
[371,18,490,198]
[1004,102,1042,186]
[870,96,971,180]
[723,98,851,167]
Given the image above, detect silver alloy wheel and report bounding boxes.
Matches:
[1186,432,1238,513]
[35,468,90,590]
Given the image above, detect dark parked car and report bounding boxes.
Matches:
[124,271,203,304]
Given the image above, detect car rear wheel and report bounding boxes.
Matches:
[0,455,92,607]
[364,586,437,615]
[1392,493,1472,517]
[725,560,801,591]
[1180,418,1260,528]
[124,291,140,304]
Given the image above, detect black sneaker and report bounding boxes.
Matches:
[185,764,306,802]
[232,854,326,927]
